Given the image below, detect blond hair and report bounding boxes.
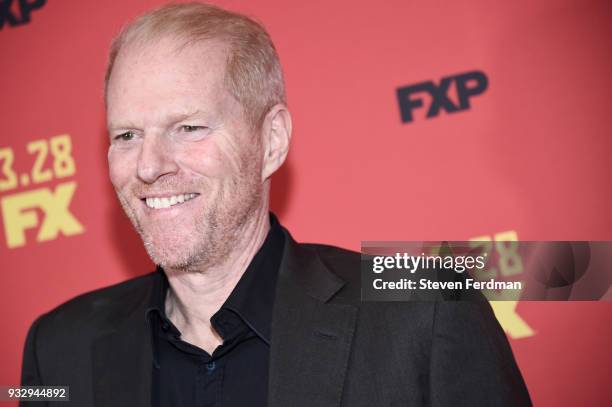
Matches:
[104,2,286,129]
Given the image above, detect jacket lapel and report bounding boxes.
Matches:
[92,278,154,407]
[268,230,358,407]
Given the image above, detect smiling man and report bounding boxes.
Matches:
[20,3,531,407]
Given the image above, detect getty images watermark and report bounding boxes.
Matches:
[361,241,612,301]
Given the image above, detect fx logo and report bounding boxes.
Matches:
[1,181,84,248]
[396,70,488,123]
[0,0,46,29]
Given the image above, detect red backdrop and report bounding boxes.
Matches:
[1,0,611,405]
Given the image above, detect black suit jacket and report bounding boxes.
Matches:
[21,227,531,406]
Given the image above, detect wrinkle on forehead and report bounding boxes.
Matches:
[106,37,248,131]
[109,36,232,101]
[113,38,226,87]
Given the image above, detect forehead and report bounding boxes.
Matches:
[106,37,235,126]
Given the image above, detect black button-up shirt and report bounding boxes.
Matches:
[145,213,285,407]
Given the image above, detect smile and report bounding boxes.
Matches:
[144,193,199,209]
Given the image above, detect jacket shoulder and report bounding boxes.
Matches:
[300,243,361,278]
[301,242,360,259]
[300,241,435,313]
[300,242,362,302]
[35,272,155,335]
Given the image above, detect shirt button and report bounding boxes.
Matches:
[161,322,170,331]
[206,361,216,372]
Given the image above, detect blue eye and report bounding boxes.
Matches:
[114,131,135,141]
[181,125,206,132]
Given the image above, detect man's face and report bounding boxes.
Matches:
[106,38,264,271]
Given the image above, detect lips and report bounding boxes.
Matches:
[143,193,199,209]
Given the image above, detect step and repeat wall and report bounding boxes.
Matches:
[1,0,611,405]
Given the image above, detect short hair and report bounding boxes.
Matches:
[104,2,286,130]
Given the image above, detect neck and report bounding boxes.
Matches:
[163,205,271,352]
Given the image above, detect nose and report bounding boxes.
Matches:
[137,134,178,184]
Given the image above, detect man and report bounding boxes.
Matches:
[21,3,531,406]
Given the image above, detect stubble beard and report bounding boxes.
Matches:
[115,165,263,274]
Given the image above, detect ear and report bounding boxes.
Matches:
[260,103,292,181]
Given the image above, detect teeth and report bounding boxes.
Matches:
[145,193,198,209]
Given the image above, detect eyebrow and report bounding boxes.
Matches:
[108,109,210,131]
[166,109,209,124]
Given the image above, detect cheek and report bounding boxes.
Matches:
[108,148,137,188]
[176,141,238,178]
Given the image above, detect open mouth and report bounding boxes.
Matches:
[142,193,200,210]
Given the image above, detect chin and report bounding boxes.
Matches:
[145,231,218,272]
[148,247,198,271]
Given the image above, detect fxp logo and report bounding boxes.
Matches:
[0,0,46,29]
[396,70,488,123]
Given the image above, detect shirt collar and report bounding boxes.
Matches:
[145,212,285,344]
